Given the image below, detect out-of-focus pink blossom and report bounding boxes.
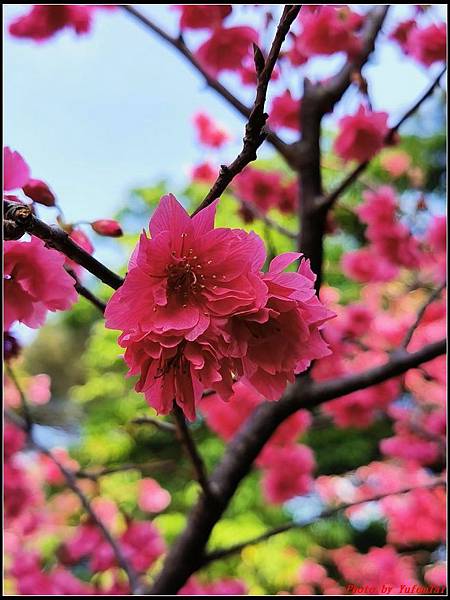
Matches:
[173,5,232,30]
[3,147,30,191]
[407,23,447,66]
[334,105,389,163]
[4,236,77,330]
[138,478,171,513]
[193,112,230,148]
[191,162,217,184]
[195,26,258,75]
[269,90,301,132]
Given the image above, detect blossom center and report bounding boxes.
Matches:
[166,256,204,301]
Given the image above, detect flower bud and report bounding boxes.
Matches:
[91,219,123,237]
[22,178,56,207]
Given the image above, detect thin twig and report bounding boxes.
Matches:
[402,282,446,349]
[66,268,107,313]
[121,4,296,167]
[4,201,123,291]
[76,460,173,480]
[237,197,297,240]
[173,404,214,498]
[200,480,446,565]
[5,408,143,594]
[191,6,301,216]
[131,416,176,433]
[322,66,447,210]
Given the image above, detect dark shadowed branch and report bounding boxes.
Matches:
[4,200,123,290]
[201,480,446,565]
[173,404,214,498]
[297,6,389,288]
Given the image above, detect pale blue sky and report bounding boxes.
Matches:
[4,4,446,225]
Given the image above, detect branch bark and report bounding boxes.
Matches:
[148,337,446,594]
[297,6,389,288]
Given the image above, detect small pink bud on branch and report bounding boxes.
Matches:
[90,219,123,237]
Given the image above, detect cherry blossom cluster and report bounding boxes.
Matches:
[105,194,334,420]
[4,147,123,332]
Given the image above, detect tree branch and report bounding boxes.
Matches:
[322,66,447,210]
[66,268,107,313]
[173,404,214,498]
[297,6,389,289]
[120,5,297,168]
[402,282,446,349]
[148,337,446,594]
[200,480,446,565]
[191,5,301,217]
[131,415,176,433]
[4,201,123,290]
[5,407,143,595]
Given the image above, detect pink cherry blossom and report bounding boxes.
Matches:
[4,236,77,330]
[407,23,447,66]
[297,6,363,58]
[138,478,171,513]
[27,374,51,405]
[389,19,416,53]
[342,247,398,283]
[269,90,301,132]
[382,487,446,545]
[233,167,284,212]
[173,5,232,31]
[193,112,230,148]
[259,444,315,504]
[380,151,411,178]
[3,147,30,191]
[334,105,389,163]
[8,5,114,42]
[195,26,258,75]
[191,162,217,184]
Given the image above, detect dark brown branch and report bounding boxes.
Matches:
[201,480,446,565]
[297,6,389,289]
[148,337,446,594]
[173,404,214,498]
[191,5,301,217]
[4,201,123,290]
[5,408,143,594]
[402,282,446,349]
[322,66,447,210]
[121,5,296,167]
